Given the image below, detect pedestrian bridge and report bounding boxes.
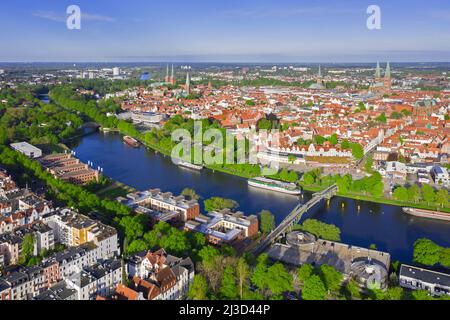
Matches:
[252,184,338,256]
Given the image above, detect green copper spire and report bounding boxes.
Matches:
[385,62,391,78]
[375,62,381,78]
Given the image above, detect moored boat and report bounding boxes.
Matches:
[402,207,450,222]
[177,160,203,171]
[123,136,140,148]
[248,177,302,195]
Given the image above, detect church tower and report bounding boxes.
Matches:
[317,65,323,85]
[185,70,191,95]
[164,64,170,83]
[170,64,176,85]
[375,62,381,82]
[384,62,392,92]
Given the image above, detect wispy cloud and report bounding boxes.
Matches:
[32,10,116,23]
[223,6,357,18]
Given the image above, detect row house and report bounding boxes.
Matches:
[103,249,194,301]
[400,264,450,297]
[63,258,122,300]
[269,143,353,159]
[0,261,59,300]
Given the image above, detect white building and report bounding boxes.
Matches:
[400,264,450,297]
[10,142,42,159]
[431,166,450,186]
[64,258,122,300]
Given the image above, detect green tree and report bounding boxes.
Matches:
[364,156,374,173]
[127,239,148,255]
[189,275,209,300]
[302,275,327,300]
[288,154,297,164]
[385,287,404,300]
[236,257,250,299]
[257,119,272,131]
[295,219,341,242]
[421,184,436,205]
[436,189,449,208]
[410,290,433,300]
[251,254,269,290]
[319,264,343,294]
[313,135,326,145]
[266,263,294,296]
[345,279,361,300]
[198,246,221,269]
[393,186,408,202]
[350,143,364,160]
[182,188,200,201]
[413,238,442,266]
[375,113,387,123]
[341,139,350,149]
[204,197,239,212]
[302,172,315,185]
[119,215,146,241]
[328,134,338,146]
[407,185,422,204]
[220,266,238,299]
[260,210,275,234]
[297,264,314,285]
[20,234,35,265]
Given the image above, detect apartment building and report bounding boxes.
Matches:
[64,258,122,300]
[43,209,119,258]
[122,189,200,222]
[184,209,259,245]
[40,153,100,186]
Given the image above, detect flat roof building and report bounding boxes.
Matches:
[399,264,450,297]
[184,209,259,245]
[10,142,42,159]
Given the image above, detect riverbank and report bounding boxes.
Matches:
[299,182,450,214]
[71,132,450,263]
[100,130,450,214]
[49,90,449,214]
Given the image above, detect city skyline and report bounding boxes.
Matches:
[1,0,450,62]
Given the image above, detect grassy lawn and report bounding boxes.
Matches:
[36,143,69,154]
[340,192,450,213]
[95,181,136,200]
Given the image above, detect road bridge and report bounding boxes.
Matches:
[252,184,338,256]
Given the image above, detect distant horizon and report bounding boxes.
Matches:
[2,60,450,64]
[1,1,450,62]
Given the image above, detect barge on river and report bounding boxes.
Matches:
[123,136,140,148]
[403,207,450,222]
[248,177,302,195]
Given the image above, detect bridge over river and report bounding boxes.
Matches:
[252,184,338,256]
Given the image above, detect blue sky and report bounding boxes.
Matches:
[0,0,450,62]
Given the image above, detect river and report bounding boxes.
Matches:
[70,132,450,263]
